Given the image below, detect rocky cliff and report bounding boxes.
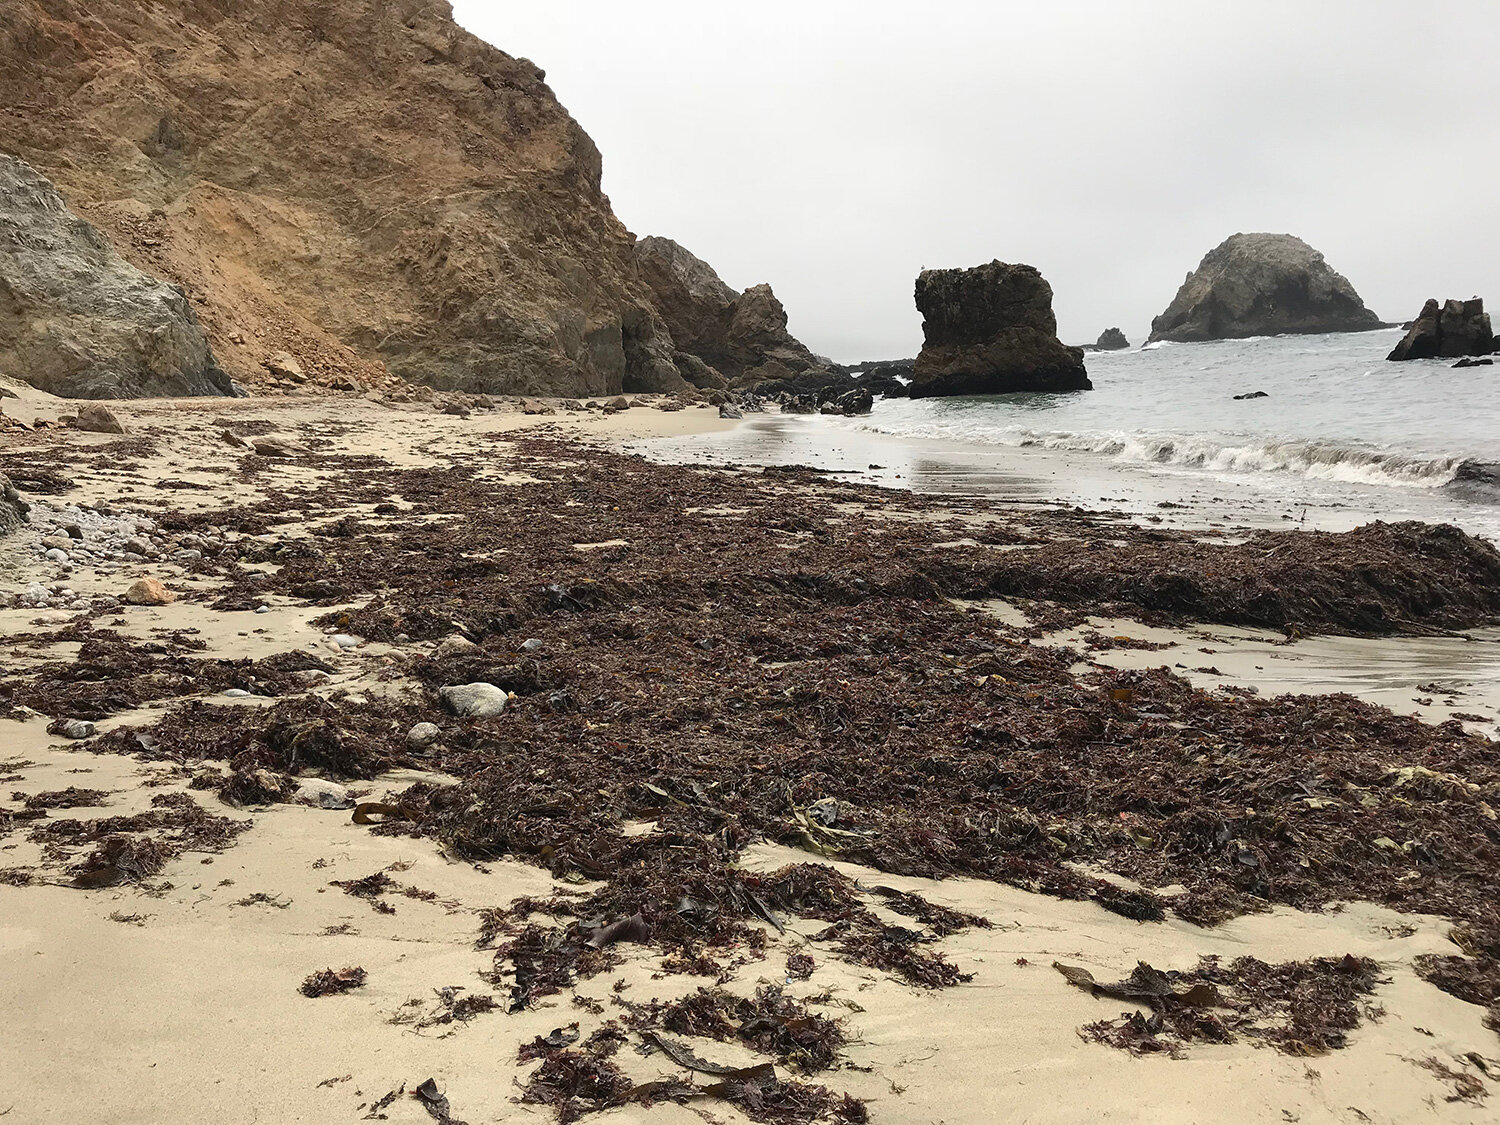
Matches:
[910,261,1090,397]
[1148,234,1386,343]
[0,0,786,397]
[0,156,232,398]
[1387,297,1494,361]
[633,236,829,387]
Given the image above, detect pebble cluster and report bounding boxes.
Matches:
[3,498,249,609]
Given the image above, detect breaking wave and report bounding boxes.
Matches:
[848,417,1486,493]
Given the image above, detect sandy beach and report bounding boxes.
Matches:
[3,389,1499,1124]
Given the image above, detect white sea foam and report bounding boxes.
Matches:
[844,416,1468,490]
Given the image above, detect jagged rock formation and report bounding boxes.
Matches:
[633,236,829,387]
[910,261,1090,397]
[0,0,800,397]
[1094,328,1129,350]
[0,156,231,399]
[1387,297,1494,361]
[0,473,27,536]
[1149,234,1386,343]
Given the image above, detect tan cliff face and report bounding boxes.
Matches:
[0,0,711,396]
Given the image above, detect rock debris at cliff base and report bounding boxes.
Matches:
[2,405,1499,1118]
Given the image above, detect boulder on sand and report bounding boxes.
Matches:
[1148,233,1387,343]
[1387,297,1494,361]
[75,404,125,434]
[439,683,509,718]
[124,577,175,605]
[909,261,1091,397]
[0,155,233,399]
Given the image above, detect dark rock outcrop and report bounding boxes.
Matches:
[909,261,1090,397]
[1387,298,1494,361]
[1148,234,1386,343]
[633,236,831,387]
[1095,327,1129,350]
[0,473,28,536]
[0,155,231,398]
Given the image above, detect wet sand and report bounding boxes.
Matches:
[634,411,1500,539]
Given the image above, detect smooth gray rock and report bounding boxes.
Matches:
[0,155,233,398]
[439,683,509,718]
[61,719,96,739]
[406,721,442,749]
[519,638,544,653]
[294,777,353,809]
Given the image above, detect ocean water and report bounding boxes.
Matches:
[637,327,1500,539]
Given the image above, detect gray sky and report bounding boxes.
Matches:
[454,0,1500,361]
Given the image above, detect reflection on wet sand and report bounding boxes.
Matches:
[630,411,1500,539]
[1034,609,1500,731]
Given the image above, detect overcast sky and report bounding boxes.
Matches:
[453,0,1499,361]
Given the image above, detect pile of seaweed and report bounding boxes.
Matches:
[1054,954,1384,1057]
[2,630,337,721]
[0,789,249,888]
[971,520,1500,636]
[18,437,1500,1057]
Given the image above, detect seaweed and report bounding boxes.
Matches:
[1062,954,1383,1057]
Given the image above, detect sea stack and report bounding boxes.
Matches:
[1094,328,1129,350]
[1387,298,1494,361]
[1148,233,1386,344]
[909,261,1090,397]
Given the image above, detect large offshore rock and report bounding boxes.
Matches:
[633,236,831,387]
[909,261,1090,397]
[1387,297,1494,361]
[1148,233,1386,343]
[1094,327,1130,350]
[0,155,232,398]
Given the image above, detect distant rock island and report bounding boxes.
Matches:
[1148,233,1387,344]
[1387,297,1494,361]
[910,261,1091,397]
[1092,328,1129,351]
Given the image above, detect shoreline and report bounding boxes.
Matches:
[631,408,1500,542]
[2,393,1499,1122]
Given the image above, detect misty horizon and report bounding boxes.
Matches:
[454,0,1498,362]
